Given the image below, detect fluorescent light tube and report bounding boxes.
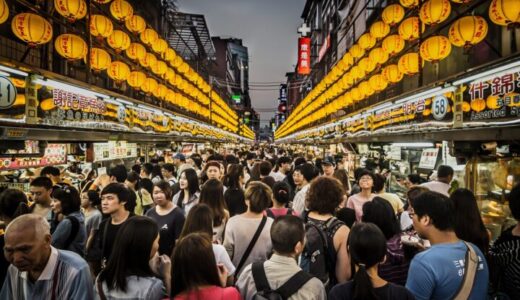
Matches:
[392,142,434,147]
[453,60,520,86]
[0,65,28,76]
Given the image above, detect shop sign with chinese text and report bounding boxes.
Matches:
[298,37,311,75]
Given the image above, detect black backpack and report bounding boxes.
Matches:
[252,262,313,300]
[63,216,80,251]
[299,213,343,288]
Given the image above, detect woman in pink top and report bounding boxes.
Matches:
[346,170,376,222]
[171,233,241,300]
[265,181,299,218]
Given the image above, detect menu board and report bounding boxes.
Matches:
[418,148,439,170]
[0,144,67,170]
[93,141,138,162]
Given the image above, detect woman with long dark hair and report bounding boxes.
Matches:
[223,164,247,217]
[199,179,229,243]
[178,204,235,281]
[171,233,240,299]
[50,185,87,257]
[146,181,185,256]
[450,188,490,254]
[96,216,170,299]
[329,223,414,300]
[172,168,200,216]
[362,197,410,286]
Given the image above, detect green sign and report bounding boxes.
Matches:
[232,94,241,103]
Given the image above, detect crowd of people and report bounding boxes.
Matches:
[0,147,518,300]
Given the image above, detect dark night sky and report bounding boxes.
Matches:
[177,0,306,125]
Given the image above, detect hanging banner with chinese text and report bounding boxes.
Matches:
[298,37,311,75]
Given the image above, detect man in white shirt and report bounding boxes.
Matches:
[237,215,325,300]
[420,165,453,197]
[270,156,292,182]
[291,163,318,214]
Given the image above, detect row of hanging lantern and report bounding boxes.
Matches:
[276,0,510,139]
[2,0,241,135]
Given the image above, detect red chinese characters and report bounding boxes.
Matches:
[298,37,311,75]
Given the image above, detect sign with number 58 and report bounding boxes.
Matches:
[0,76,17,109]
[432,96,449,121]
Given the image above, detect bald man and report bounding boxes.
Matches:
[1,214,93,299]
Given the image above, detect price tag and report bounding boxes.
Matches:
[432,96,449,121]
[0,76,17,109]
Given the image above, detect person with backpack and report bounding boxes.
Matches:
[266,181,298,218]
[329,223,415,300]
[236,215,325,299]
[223,181,274,278]
[302,176,351,290]
[50,185,87,257]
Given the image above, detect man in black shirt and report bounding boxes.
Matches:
[88,183,134,273]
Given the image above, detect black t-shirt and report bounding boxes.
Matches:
[0,234,7,285]
[145,207,185,255]
[99,213,135,261]
[329,281,415,300]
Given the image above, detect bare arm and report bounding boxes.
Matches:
[334,225,351,283]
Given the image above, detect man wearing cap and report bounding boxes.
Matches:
[172,153,186,178]
[322,156,336,177]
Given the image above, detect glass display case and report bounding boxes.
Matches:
[466,157,519,241]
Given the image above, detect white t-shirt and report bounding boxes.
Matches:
[213,244,236,276]
[269,171,286,182]
[420,181,450,197]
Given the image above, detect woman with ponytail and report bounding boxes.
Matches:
[329,223,415,300]
[266,181,298,218]
[0,188,30,284]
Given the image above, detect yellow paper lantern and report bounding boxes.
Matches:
[398,17,424,41]
[140,28,158,46]
[400,0,419,8]
[369,74,388,91]
[382,4,405,26]
[358,33,376,50]
[178,62,189,74]
[370,21,391,39]
[0,0,8,25]
[420,36,452,62]
[110,0,133,22]
[107,30,131,53]
[471,98,486,112]
[341,52,354,67]
[419,0,451,26]
[127,71,146,89]
[359,81,375,96]
[349,44,365,59]
[93,0,111,3]
[125,15,146,34]
[88,48,112,71]
[369,47,389,65]
[382,34,405,56]
[125,43,146,61]
[140,52,157,69]
[55,34,87,60]
[359,57,376,73]
[54,0,87,22]
[153,84,168,99]
[449,16,488,48]
[108,61,130,82]
[351,87,364,101]
[165,68,176,85]
[351,65,366,81]
[398,52,422,75]
[163,48,176,62]
[152,38,168,54]
[152,60,168,76]
[90,15,113,39]
[489,0,520,27]
[382,64,404,83]
[11,13,53,46]
[142,77,158,94]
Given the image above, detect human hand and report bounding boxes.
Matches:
[149,253,171,279]
[217,263,228,287]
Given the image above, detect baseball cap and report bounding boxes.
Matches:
[174,153,186,161]
[322,156,336,166]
